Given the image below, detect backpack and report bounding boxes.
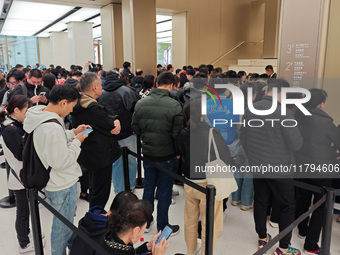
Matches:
[20,119,61,190]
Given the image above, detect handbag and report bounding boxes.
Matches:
[206,128,238,201]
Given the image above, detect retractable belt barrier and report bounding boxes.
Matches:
[27,144,339,255]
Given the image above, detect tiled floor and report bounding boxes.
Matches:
[0,154,339,255]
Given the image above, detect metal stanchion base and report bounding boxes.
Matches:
[0,196,16,208]
[135,178,144,189]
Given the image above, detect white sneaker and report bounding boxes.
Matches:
[172,190,180,196]
[28,232,45,240]
[19,239,46,254]
[269,221,279,228]
[223,210,228,222]
[145,219,154,233]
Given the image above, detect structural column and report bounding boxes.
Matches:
[67,22,94,67]
[100,3,124,70]
[122,0,157,76]
[49,32,69,68]
[172,12,187,70]
[263,0,280,59]
[277,0,329,89]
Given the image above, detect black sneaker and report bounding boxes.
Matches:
[0,150,3,156]
[0,162,6,169]
[145,217,154,233]
[168,224,180,237]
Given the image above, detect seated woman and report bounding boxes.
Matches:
[70,191,138,255]
[100,200,169,255]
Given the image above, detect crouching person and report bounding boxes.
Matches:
[23,85,90,255]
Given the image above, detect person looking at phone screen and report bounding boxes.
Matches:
[99,199,169,255]
[8,69,50,105]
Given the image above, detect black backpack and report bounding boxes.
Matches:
[20,119,61,190]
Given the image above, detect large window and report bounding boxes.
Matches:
[157,15,172,66]
[0,35,39,72]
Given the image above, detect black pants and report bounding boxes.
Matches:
[296,179,331,251]
[14,189,30,248]
[89,165,112,208]
[79,166,90,194]
[253,178,295,249]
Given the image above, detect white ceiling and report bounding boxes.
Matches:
[1,0,172,43]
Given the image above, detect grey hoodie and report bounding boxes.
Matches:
[24,105,82,192]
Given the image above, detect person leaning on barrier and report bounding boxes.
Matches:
[177,98,232,255]
[98,199,169,255]
[294,88,340,254]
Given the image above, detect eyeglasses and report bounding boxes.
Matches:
[7,81,19,86]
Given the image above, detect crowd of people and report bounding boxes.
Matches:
[0,61,339,255]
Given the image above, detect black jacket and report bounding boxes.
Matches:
[122,69,134,79]
[71,94,121,169]
[130,76,143,88]
[295,108,340,172]
[70,211,107,255]
[178,122,232,180]
[240,95,303,176]
[97,232,149,255]
[99,78,139,140]
[0,85,9,104]
[8,81,50,105]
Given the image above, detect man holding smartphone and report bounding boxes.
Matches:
[8,69,50,105]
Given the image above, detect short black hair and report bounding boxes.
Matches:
[22,68,30,75]
[182,66,187,71]
[72,71,82,77]
[70,65,76,70]
[267,78,290,93]
[237,71,246,77]
[136,70,143,76]
[51,68,59,77]
[305,89,328,108]
[259,73,269,79]
[265,65,274,71]
[175,69,181,75]
[49,84,80,104]
[157,64,162,68]
[80,72,99,92]
[7,69,25,82]
[76,65,83,71]
[123,61,131,69]
[187,65,193,70]
[207,64,214,73]
[50,64,54,68]
[15,64,24,69]
[106,70,120,79]
[28,69,43,79]
[166,64,173,71]
[157,71,175,86]
[186,69,195,76]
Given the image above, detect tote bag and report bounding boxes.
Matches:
[206,128,238,201]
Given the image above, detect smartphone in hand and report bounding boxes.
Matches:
[74,128,93,139]
[155,225,173,244]
[39,92,46,96]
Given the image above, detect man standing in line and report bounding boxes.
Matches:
[71,72,121,208]
[241,79,303,255]
[8,69,49,105]
[24,85,89,255]
[99,70,139,194]
[132,71,183,235]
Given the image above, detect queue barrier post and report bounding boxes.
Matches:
[27,188,44,255]
[320,188,335,255]
[0,161,16,208]
[205,185,215,255]
[122,147,131,191]
[135,135,144,188]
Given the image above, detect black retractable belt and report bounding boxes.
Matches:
[36,194,112,255]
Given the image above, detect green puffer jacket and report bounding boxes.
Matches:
[132,88,183,160]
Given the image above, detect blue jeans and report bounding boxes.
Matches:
[231,147,253,206]
[142,157,178,231]
[45,183,77,255]
[112,135,137,194]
